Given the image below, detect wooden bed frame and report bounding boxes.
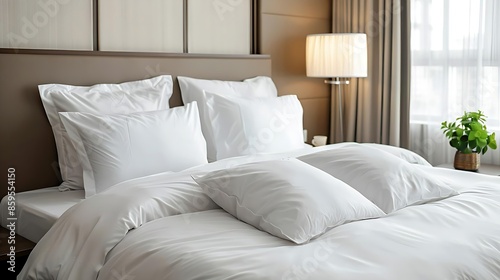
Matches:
[0,49,272,199]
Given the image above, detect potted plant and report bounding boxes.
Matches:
[441,110,497,171]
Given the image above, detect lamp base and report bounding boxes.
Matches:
[324,77,347,142]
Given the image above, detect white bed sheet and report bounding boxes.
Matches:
[0,187,84,243]
[18,143,500,279]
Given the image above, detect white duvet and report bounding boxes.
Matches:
[19,144,500,280]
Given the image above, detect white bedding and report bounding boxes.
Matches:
[18,144,500,279]
[0,187,84,243]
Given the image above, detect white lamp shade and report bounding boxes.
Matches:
[306,33,368,78]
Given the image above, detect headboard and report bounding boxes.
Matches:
[0,49,272,198]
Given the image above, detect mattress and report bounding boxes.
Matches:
[0,187,84,243]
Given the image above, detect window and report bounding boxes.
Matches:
[410,0,500,128]
[410,0,500,165]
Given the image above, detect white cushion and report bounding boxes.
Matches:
[298,144,458,213]
[178,76,277,161]
[362,143,431,166]
[39,75,173,191]
[193,159,385,244]
[59,102,207,197]
[205,93,304,160]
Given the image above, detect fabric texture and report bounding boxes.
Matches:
[59,102,207,197]
[193,158,384,244]
[39,75,173,191]
[298,144,458,213]
[330,0,411,148]
[204,93,304,160]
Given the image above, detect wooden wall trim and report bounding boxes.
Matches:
[0,48,270,59]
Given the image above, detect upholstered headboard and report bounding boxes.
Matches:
[0,49,272,198]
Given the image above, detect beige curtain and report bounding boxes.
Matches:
[330,0,410,148]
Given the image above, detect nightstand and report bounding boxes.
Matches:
[437,163,500,176]
[0,226,35,276]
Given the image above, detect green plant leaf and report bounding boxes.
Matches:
[469,140,477,150]
[477,130,488,140]
[468,131,476,141]
[470,121,482,131]
[488,133,497,149]
[477,138,487,148]
[443,110,495,154]
[482,146,488,155]
[459,141,469,152]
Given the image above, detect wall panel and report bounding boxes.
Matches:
[259,0,331,142]
[188,0,251,54]
[0,0,92,50]
[99,0,183,52]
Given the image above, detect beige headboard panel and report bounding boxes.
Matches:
[0,49,271,198]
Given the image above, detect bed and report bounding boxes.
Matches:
[1,49,500,280]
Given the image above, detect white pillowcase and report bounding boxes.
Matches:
[204,93,304,160]
[39,75,173,191]
[59,102,207,198]
[193,159,385,244]
[298,144,458,213]
[362,143,431,166]
[178,76,278,161]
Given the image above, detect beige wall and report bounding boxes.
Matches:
[259,0,331,143]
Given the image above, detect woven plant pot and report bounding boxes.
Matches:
[453,151,480,171]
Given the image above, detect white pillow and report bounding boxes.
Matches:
[39,75,173,191]
[204,93,304,160]
[59,102,207,198]
[193,159,385,244]
[178,76,277,161]
[362,143,431,166]
[297,144,458,213]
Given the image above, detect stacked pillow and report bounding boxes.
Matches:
[39,75,174,192]
[193,145,457,244]
[297,144,458,213]
[59,102,207,197]
[193,158,385,244]
[178,76,305,161]
[40,76,209,198]
[41,75,298,197]
[203,92,304,159]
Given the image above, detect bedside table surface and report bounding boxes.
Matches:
[437,163,500,176]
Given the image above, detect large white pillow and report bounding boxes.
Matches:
[297,144,458,213]
[204,92,304,160]
[178,76,277,161]
[59,102,207,198]
[193,159,385,244]
[39,75,173,191]
[362,143,431,166]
